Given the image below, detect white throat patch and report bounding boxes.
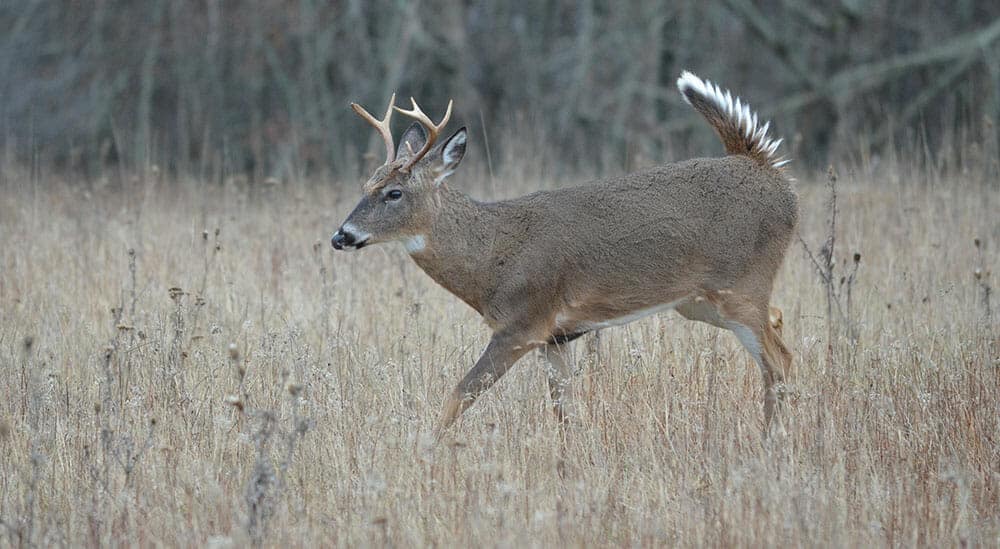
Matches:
[403,234,426,253]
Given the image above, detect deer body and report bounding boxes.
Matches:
[334,72,797,435]
[408,157,794,332]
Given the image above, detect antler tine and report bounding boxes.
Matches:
[394,97,453,171]
[351,93,397,164]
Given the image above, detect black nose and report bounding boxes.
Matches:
[331,229,356,250]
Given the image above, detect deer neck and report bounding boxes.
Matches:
[406,187,498,315]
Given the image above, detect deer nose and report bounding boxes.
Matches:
[331,229,355,250]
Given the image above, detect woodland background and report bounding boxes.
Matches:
[3,0,1000,180]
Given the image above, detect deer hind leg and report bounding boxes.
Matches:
[717,298,793,436]
[767,308,793,380]
[768,306,784,337]
[542,343,577,425]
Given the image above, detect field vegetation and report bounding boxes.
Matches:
[1,143,997,546]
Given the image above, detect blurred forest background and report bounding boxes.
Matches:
[2,0,1000,181]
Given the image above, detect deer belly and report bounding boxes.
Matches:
[555,299,686,333]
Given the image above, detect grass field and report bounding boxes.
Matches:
[1,159,997,547]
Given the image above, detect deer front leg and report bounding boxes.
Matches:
[435,330,536,438]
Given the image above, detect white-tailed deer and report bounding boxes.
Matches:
[332,72,797,436]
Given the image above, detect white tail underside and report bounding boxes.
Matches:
[676,71,790,168]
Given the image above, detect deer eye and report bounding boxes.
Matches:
[385,189,403,201]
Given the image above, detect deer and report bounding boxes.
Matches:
[332,71,797,439]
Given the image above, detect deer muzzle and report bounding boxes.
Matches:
[331,225,369,250]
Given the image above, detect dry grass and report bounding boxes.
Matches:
[0,160,997,547]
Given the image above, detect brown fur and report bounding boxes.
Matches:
[408,157,796,334]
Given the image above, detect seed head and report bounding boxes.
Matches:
[853,253,861,263]
[22,336,34,352]
[287,382,303,397]
[225,395,244,412]
[974,238,981,249]
[228,343,240,360]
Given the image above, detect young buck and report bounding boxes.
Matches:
[332,72,797,436]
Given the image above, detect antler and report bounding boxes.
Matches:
[394,97,453,171]
[351,93,397,165]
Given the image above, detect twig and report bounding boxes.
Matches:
[974,238,993,323]
[799,167,863,367]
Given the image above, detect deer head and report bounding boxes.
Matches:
[331,96,466,251]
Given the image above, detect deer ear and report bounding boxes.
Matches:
[397,122,426,160]
[434,127,467,186]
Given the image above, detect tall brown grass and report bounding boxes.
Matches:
[0,155,997,547]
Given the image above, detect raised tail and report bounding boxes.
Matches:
[676,71,789,169]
